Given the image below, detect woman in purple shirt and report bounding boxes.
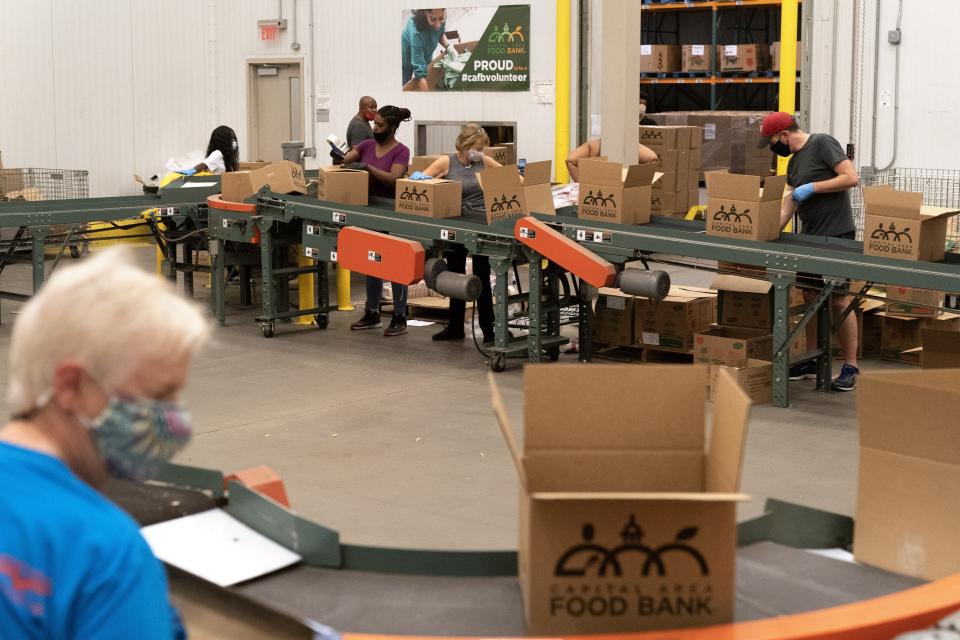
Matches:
[342,106,413,336]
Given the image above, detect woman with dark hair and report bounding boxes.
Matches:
[185,125,239,175]
[341,106,413,337]
[401,8,453,90]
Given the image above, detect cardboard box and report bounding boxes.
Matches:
[316,165,368,206]
[708,359,772,404]
[653,149,678,174]
[479,164,528,224]
[694,326,773,365]
[594,288,635,346]
[523,160,556,215]
[862,311,884,357]
[410,155,444,174]
[237,161,271,171]
[0,168,26,197]
[688,147,703,170]
[578,160,659,226]
[771,41,802,72]
[635,286,717,351]
[639,126,692,150]
[878,312,960,364]
[675,190,689,214]
[676,150,690,173]
[395,178,462,218]
[718,44,770,72]
[484,146,510,164]
[885,286,944,318]
[921,329,960,369]
[687,170,700,190]
[682,45,712,73]
[502,143,517,165]
[490,365,750,635]
[652,172,678,193]
[713,274,772,331]
[639,44,681,73]
[855,369,960,580]
[863,187,960,262]
[221,160,308,203]
[705,171,786,242]
[688,189,701,210]
[650,191,677,216]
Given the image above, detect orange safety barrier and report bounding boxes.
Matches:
[337,227,425,285]
[513,217,616,289]
[207,194,260,244]
[345,571,960,640]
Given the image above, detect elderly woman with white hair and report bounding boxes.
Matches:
[0,248,210,638]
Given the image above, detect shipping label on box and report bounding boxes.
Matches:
[317,165,369,206]
[395,178,462,218]
[682,45,712,73]
[705,172,786,242]
[490,365,751,635]
[635,287,716,350]
[863,187,960,262]
[578,160,659,226]
[694,326,773,365]
[708,359,773,405]
[594,288,635,346]
[480,164,529,224]
[639,44,681,73]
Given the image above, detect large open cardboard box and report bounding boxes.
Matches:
[479,164,528,224]
[490,365,750,635]
[316,165,368,206]
[394,178,462,218]
[855,369,960,579]
[522,160,556,215]
[578,160,660,226]
[221,161,308,203]
[863,187,960,262]
[705,172,786,242]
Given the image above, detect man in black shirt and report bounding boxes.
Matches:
[346,96,378,149]
[758,112,861,391]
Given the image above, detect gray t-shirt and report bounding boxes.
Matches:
[786,133,856,237]
[446,153,486,221]
[346,115,374,149]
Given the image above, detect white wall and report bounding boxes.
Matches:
[810,0,960,171]
[0,0,561,197]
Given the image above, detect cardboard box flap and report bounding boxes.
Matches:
[711,274,772,295]
[705,367,751,493]
[705,171,759,200]
[922,328,960,354]
[863,187,924,220]
[860,370,960,465]
[530,491,749,502]
[759,175,788,202]
[523,160,552,186]
[645,285,717,303]
[523,365,705,452]
[580,160,624,187]
[623,163,657,188]
[487,373,528,489]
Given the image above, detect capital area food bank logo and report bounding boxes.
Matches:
[554,515,709,577]
[712,204,752,224]
[399,186,430,203]
[490,193,522,213]
[582,190,618,209]
[487,22,525,43]
[870,221,913,243]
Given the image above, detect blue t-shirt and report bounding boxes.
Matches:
[0,442,180,639]
[401,15,445,86]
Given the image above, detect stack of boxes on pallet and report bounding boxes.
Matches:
[660,111,774,179]
[639,125,703,217]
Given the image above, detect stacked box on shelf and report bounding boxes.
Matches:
[639,44,681,73]
[772,41,803,72]
[640,125,703,217]
[661,111,774,179]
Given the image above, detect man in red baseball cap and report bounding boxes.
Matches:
[758,112,862,391]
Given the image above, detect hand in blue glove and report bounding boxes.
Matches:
[176,168,197,176]
[409,171,431,180]
[792,182,816,202]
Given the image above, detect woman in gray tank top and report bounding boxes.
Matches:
[408,124,503,342]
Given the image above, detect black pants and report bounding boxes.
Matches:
[445,245,494,338]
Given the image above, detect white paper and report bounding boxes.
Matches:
[641,44,652,56]
[704,123,717,141]
[534,81,554,104]
[590,114,602,138]
[407,319,435,327]
[642,332,661,346]
[608,297,626,311]
[692,45,705,56]
[804,548,856,564]
[725,45,738,57]
[141,509,301,587]
[180,181,218,188]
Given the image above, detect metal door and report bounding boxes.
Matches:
[249,63,303,162]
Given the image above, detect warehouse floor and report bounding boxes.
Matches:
[0,247,901,551]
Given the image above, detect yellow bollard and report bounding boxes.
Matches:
[294,250,316,325]
[337,266,354,311]
[554,0,571,184]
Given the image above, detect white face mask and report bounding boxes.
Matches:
[639,104,647,117]
[231,140,238,151]
[467,149,484,163]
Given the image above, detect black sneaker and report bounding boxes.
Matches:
[384,314,407,337]
[789,361,817,381]
[432,325,465,341]
[350,310,382,330]
[831,363,860,392]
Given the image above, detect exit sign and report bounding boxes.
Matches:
[257,19,286,42]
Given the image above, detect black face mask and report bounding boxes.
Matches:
[373,128,393,144]
[770,139,792,157]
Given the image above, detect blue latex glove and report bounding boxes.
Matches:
[409,171,431,180]
[792,182,815,202]
[176,168,197,176]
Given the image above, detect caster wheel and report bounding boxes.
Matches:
[316,314,329,330]
[547,347,561,362]
[261,322,275,338]
[490,354,507,372]
[69,246,81,259]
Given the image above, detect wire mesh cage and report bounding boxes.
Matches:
[850,167,960,251]
[0,168,89,201]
